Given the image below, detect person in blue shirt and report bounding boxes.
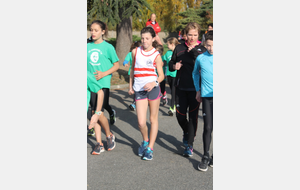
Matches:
[192,30,213,172]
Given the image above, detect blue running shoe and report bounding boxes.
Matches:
[138,141,149,156]
[183,145,193,157]
[142,147,153,161]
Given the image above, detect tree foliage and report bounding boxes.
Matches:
[131,0,204,32]
[177,0,213,31]
[87,0,152,27]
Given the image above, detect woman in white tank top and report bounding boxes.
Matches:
[128,27,164,161]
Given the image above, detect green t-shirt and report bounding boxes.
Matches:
[163,50,177,77]
[87,41,119,88]
[87,71,103,111]
[124,52,132,75]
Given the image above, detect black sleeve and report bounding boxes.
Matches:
[169,47,178,72]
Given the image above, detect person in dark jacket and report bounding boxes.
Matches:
[169,22,207,157]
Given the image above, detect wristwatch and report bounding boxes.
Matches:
[155,81,159,87]
[95,111,102,116]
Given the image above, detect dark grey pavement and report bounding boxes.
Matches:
[87,85,213,190]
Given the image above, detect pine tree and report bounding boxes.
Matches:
[87,0,152,64]
[177,0,213,32]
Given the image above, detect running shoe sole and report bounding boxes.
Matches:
[92,149,105,155]
[198,164,208,172]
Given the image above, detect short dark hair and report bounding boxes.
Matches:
[205,30,213,41]
[141,26,156,38]
[208,23,213,28]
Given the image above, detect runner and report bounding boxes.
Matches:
[128,27,164,161]
[164,37,180,116]
[193,30,213,171]
[168,22,207,157]
[87,20,118,128]
[87,71,116,154]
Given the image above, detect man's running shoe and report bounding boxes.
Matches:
[110,109,116,125]
[209,155,213,168]
[138,140,149,156]
[142,147,153,161]
[183,145,193,157]
[198,155,210,171]
[92,142,105,155]
[162,95,168,106]
[106,133,116,151]
[88,128,95,136]
[129,103,136,111]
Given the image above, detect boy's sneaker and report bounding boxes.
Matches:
[110,109,116,125]
[138,140,149,156]
[162,95,168,106]
[142,147,153,161]
[198,155,210,171]
[92,142,105,155]
[209,155,213,167]
[129,103,136,111]
[88,128,95,136]
[183,145,193,157]
[106,133,116,151]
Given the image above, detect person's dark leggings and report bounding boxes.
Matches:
[202,97,213,157]
[175,88,200,147]
[167,76,176,108]
[90,88,113,115]
[160,80,166,95]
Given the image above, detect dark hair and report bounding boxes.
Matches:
[181,28,186,36]
[141,26,156,38]
[90,20,108,38]
[130,41,141,51]
[208,23,213,28]
[156,44,164,55]
[205,30,213,41]
[152,40,158,48]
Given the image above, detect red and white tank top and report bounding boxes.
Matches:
[133,46,160,91]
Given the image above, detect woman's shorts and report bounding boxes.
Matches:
[135,86,162,101]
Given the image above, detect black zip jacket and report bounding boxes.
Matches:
[169,42,207,91]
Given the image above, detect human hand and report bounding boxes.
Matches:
[88,114,100,129]
[143,81,156,92]
[195,91,202,103]
[187,45,195,52]
[128,88,135,95]
[94,70,105,80]
[174,60,183,70]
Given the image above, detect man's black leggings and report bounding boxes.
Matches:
[202,97,213,157]
[90,88,113,115]
[175,88,200,147]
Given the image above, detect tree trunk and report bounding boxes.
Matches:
[116,16,133,66]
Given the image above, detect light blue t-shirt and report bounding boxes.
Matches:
[192,51,213,97]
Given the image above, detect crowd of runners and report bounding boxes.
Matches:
[87,14,213,172]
